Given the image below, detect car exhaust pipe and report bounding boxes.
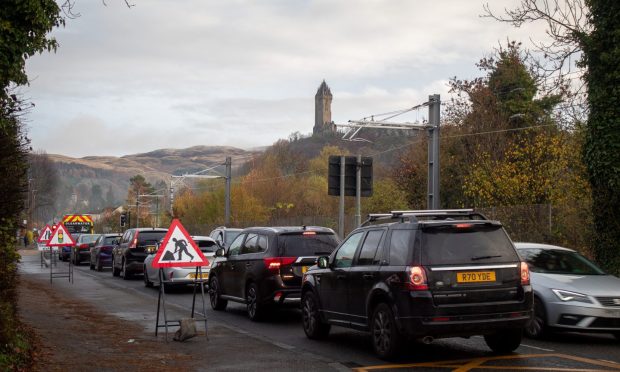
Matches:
[422,336,434,344]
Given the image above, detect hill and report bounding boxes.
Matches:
[49,146,260,214]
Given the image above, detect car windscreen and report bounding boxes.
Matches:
[278,232,339,257]
[518,248,605,275]
[225,231,241,246]
[103,236,120,245]
[197,240,218,253]
[138,231,167,245]
[421,224,518,265]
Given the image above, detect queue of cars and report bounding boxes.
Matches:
[54,209,620,359]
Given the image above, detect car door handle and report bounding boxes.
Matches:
[363,274,375,280]
[245,263,252,268]
[337,274,346,280]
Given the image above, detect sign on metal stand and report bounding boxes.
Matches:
[45,223,75,284]
[152,219,210,341]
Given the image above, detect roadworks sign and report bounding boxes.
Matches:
[151,219,209,268]
[46,223,75,247]
[37,224,54,243]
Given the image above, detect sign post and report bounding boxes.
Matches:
[37,224,54,268]
[152,219,210,341]
[46,223,76,284]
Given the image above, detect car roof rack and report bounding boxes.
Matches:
[362,209,489,226]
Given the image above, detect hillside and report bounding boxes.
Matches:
[49,146,261,214]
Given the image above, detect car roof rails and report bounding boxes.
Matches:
[362,209,489,226]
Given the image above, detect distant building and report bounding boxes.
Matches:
[313,80,336,135]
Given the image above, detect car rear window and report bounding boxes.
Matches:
[420,224,518,265]
[80,235,99,244]
[104,236,120,245]
[138,231,167,245]
[278,232,339,257]
[197,240,218,253]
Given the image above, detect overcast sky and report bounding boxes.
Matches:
[23,0,547,158]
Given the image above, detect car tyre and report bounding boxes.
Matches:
[112,258,120,277]
[484,328,522,353]
[246,282,265,321]
[89,258,95,270]
[371,303,403,360]
[121,259,131,280]
[525,297,548,339]
[144,267,153,288]
[209,276,227,311]
[96,256,103,272]
[302,291,330,339]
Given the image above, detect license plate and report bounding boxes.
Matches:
[457,271,496,283]
[302,266,310,274]
[189,273,209,279]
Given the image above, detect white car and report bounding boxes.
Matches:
[143,235,218,289]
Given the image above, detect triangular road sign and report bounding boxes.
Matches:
[152,219,209,268]
[37,224,53,243]
[46,223,76,247]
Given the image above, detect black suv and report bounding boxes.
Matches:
[112,228,168,280]
[209,226,340,320]
[301,209,532,359]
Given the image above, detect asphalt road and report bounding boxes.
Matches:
[23,254,620,371]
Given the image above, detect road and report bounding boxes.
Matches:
[23,253,620,371]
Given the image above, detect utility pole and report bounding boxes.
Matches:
[355,154,362,228]
[225,156,231,226]
[138,194,165,227]
[136,199,139,228]
[427,94,441,209]
[339,155,345,238]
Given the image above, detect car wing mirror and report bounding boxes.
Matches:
[215,248,225,257]
[317,256,329,269]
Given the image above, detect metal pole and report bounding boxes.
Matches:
[339,156,345,238]
[156,197,159,227]
[355,154,361,228]
[225,157,231,226]
[136,199,139,228]
[427,94,441,209]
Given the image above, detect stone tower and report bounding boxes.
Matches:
[313,80,335,135]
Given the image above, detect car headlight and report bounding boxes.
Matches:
[552,289,592,303]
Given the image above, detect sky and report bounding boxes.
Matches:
[23,0,548,158]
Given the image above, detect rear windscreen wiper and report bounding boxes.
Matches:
[471,255,502,261]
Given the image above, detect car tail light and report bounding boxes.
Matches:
[263,257,296,273]
[302,231,316,236]
[406,266,428,291]
[129,232,139,249]
[520,262,530,285]
[79,243,89,249]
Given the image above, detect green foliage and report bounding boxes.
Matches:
[0,0,63,98]
[581,0,620,275]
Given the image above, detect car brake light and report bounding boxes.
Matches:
[455,223,473,229]
[520,262,530,285]
[79,243,89,249]
[406,266,428,291]
[129,232,139,249]
[264,257,296,273]
[302,231,316,236]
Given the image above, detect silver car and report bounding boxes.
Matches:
[143,236,218,289]
[515,242,620,340]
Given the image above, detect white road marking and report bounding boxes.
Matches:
[520,343,555,352]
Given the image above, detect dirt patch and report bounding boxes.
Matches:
[18,275,198,372]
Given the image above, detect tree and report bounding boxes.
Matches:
[28,150,60,223]
[0,1,62,369]
[485,0,620,274]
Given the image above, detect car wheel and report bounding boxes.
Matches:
[144,267,153,288]
[371,303,403,360]
[96,256,103,272]
[484,328,522,353]
[89,258,94,270]
[246,282,264,321]
[209,276,227,310]
[112,257,120,277]
[302,291,330,339]
[121,259,131,280]
[525,297,548,339]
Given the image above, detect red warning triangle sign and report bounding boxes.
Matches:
[46,223,76,247]
[151,219,209,268]
[37,224,54,243]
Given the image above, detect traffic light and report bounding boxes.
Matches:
[120,212,127,227]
